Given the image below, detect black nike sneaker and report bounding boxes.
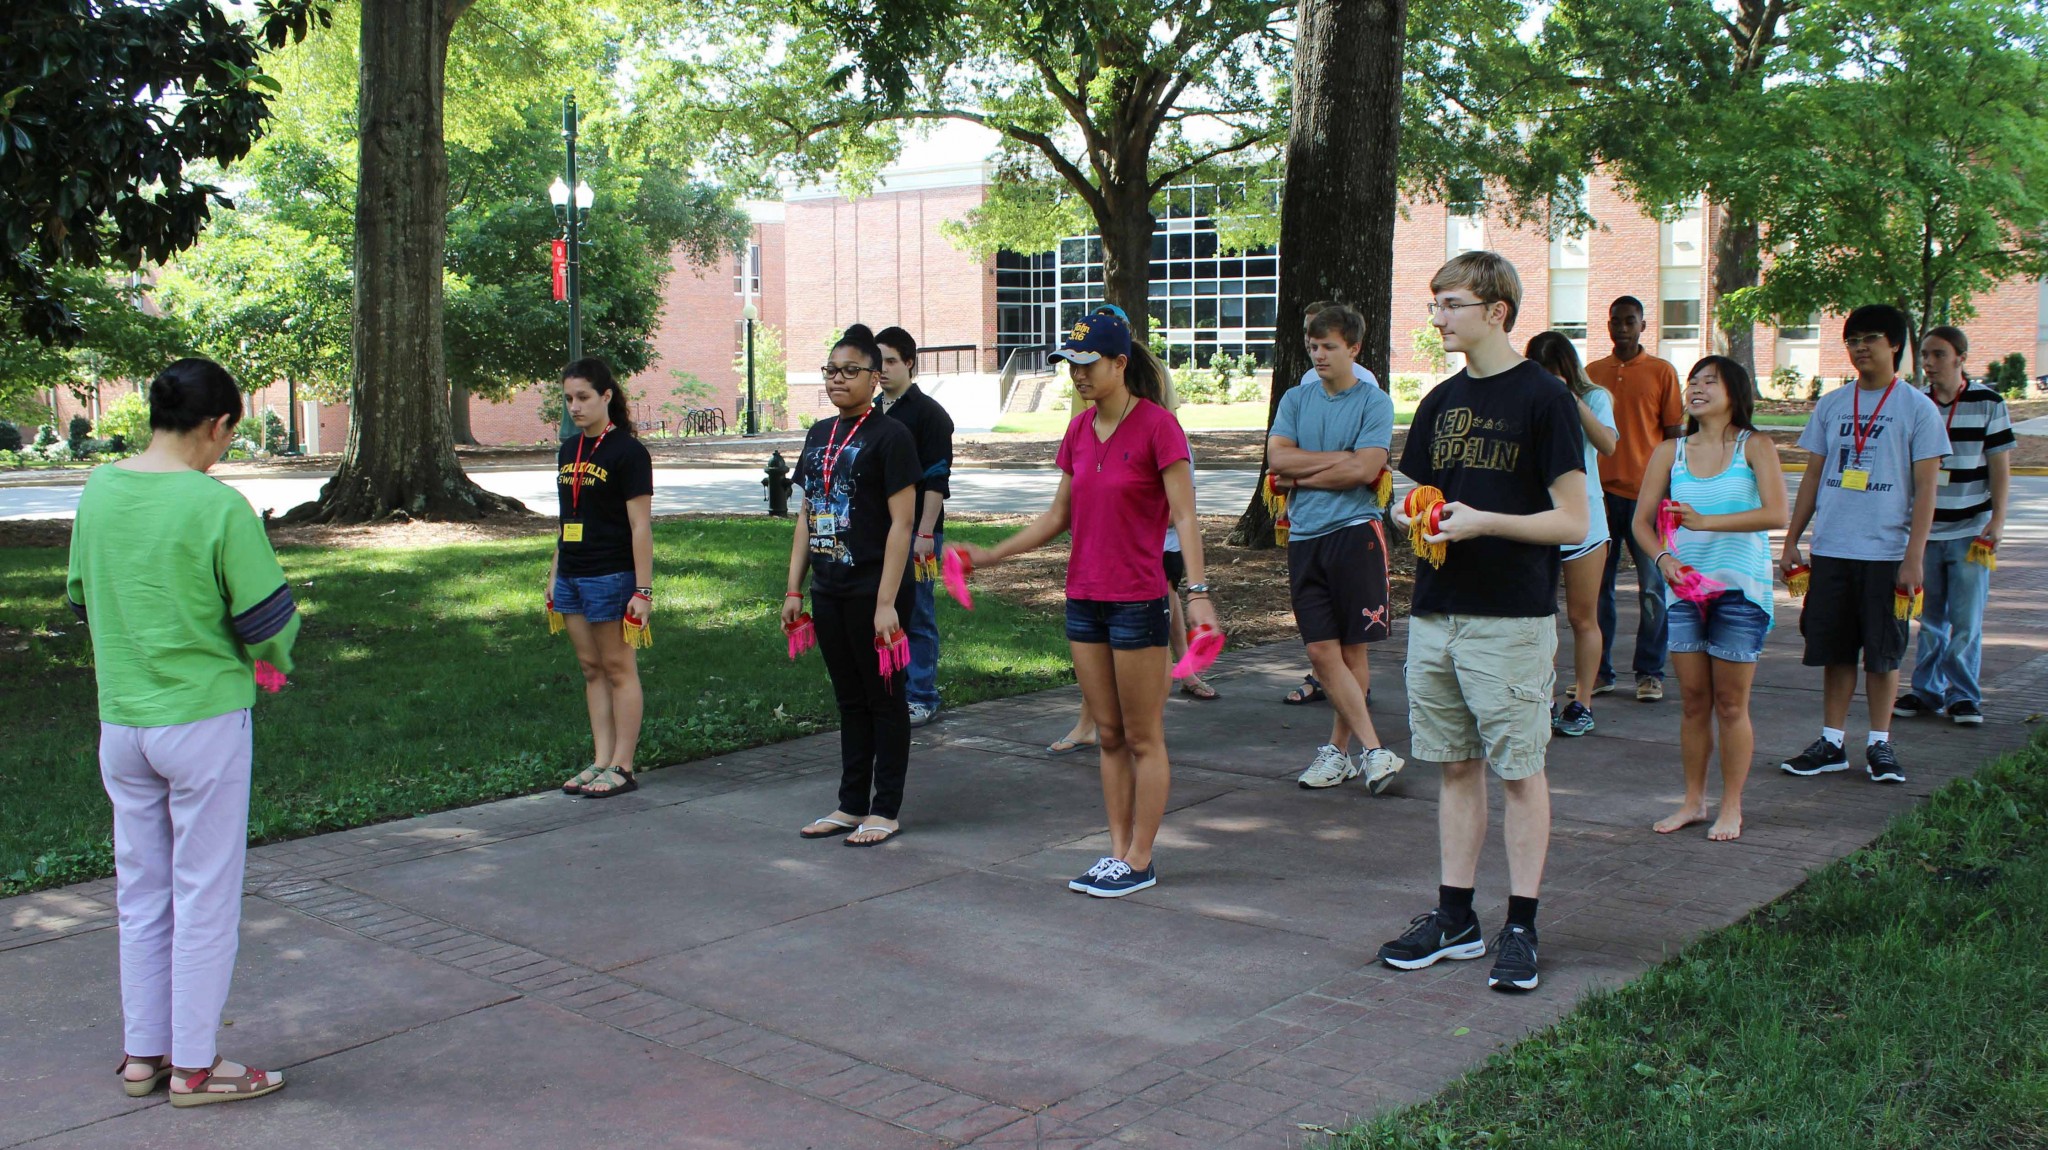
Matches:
[1779,737,1848,776]
[1378,907,1486,971]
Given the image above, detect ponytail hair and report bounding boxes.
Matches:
[875,326,918,376]
[1130,340,1176,410]
[834,323,883,371]
[148,358,242,432]
[563,356,634,436]
[1686,355,1757,437]
[1525,331,1596,399]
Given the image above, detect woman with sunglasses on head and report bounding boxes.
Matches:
[552,358,656,799]
[785,324,924,847]
[958,311,1215,897]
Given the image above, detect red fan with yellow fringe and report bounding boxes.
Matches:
[1785,564,1811,598]
[913,552,942,583]
[1967,535,1997,571]
[1404,485,1448,568]
[1262,473,1287,516]
[546,595,566,635]
[1893,585,1924,621]
[1371,467,1394,509]
[1274,513,1291,546]
[622,616,653,649]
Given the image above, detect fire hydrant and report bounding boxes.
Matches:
[763,451,794,516]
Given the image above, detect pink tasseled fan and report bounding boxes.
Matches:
[875,630,911,680]
[1170,624,1225,680]
[254,661,288,693]
[1656,500,1728,605]
[942,545,975,609]
[785,612,816,660]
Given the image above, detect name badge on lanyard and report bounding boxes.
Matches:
[1839,469,1869,492]
[561,522,585,542]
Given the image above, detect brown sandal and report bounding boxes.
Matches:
[562,764,604,795]
[118,1054,171,1098]
[581,767,637,798]
[169,1057,285,1107]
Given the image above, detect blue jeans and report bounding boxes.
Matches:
[1911,535,1990,706]
[1597,492,1668,682]
[906,531,942,710]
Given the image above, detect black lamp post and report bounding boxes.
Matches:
[742,297,758,437]
[549,92,594,440]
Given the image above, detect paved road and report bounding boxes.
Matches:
[0,466,1267,521]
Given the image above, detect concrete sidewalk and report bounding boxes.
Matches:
[7,552,2048,1148]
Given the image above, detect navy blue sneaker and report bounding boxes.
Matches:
[1068,857,1118,893]
[1487,923,1540,992]
[1553,700,1595,737]
[1079,859,1157,898]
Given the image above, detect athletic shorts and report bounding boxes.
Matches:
[1405,612,1557,780]
[1287,519,1392,646]
[1799,555,1910,673]
[1162,549,1186,588]
[1066,597,1172,650]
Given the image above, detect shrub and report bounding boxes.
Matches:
[1769,366,1805,400]
[0,422,19,452]
[67,415,91,454]
[94,392,151,451]
[797,413,816,429]
[1391,374,1423,403]
[260,409,289,453]
[33,424,58,450]
[1806,373,1823,402]
[1411,323,1449,375]
[1986,352,2031,398]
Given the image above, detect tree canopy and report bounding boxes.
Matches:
[1,0,327,343]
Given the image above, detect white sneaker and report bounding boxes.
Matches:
[1362,747,1406,794]
[1297,744,1359,789]
[908,702,937,728]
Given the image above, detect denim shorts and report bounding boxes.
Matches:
[1065,597,1171,650]
[552,570,636,623]
[1667,594,1771,663]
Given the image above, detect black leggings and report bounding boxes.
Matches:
[813,585,915,820]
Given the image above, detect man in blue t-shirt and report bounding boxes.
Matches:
[1268,304,1404,794]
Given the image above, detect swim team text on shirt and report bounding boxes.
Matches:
[555,431,655,578]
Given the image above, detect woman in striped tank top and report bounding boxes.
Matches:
[1631,356,1788,842]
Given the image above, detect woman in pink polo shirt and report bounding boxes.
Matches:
[959,312,1215,897]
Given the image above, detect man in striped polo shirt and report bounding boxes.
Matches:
[1894,325,2014,725]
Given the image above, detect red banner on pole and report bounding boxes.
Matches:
[550,239,567,301]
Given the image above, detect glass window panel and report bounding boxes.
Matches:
[1247,279,1277,295]
[1196,299,1218,328]
[1060,238,1086,263]
[1220,259,1243,278]
[1221,297,1245,326]
[1195,260,1218,279]
[1194,330,1218,343]
[1086,238,1103,263]
[1169,233,1194,259]
[1150,300,1168,328]
[1246,257,1277,277]
[1061,302,1085,327]
[1150,233,1168,259]
[1195,232,1219,258]
[1150,261,1167,282]
[1193,185,1217,218]
[1170,281,1192,298]
[1247,297,1278,327]
[1219,280,1243,297]
[1169,303,1194,328]
[1195,280,1218,297]
[1060,264,1087,284]
[1549,267,1589,341]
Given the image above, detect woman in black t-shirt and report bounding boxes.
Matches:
[783,324,922,847]
[549,358,656,799]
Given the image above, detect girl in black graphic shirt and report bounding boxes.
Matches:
[550,358,655,798]
[784,325,923,847]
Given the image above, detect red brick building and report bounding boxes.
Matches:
[40,167,2044,446]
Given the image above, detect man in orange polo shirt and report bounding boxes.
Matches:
[1587,296,1683,702]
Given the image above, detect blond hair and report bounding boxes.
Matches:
[1431,251,1524,332]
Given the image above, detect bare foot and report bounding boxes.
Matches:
[1653,805,1709,834]
[1707,813,1742,841]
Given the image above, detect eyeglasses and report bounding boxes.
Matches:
[1426,299,1489,318]
[1843,334,1891,351]
[818,365,874,380]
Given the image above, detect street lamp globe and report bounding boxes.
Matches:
[574,180,594,211]
[742,301,759,322]
[548,177,570,209]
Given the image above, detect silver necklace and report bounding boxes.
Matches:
[1095,393,1137,472]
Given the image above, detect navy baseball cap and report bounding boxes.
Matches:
[1051,312,1132,365]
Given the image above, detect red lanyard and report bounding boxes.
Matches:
[1849,381,1894,465]
[821,407,872,492]
[1934,386,1961,434]
[570,424,611,513]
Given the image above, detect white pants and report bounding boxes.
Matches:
[99,709,251,1068]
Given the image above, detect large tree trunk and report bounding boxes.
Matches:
[449,380,477,446]
[1230,0,1407,547]
[1098,185,1157,341]
[285,0,519,523]
[1711,202,1759,377]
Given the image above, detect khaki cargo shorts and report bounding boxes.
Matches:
[1405,612,1557,780]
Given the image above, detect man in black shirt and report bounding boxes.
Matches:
[876,327,955,727]
[1380,252,1588,994]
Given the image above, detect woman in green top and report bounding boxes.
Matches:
[67,359,298,1106]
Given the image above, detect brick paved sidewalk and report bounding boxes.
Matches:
[6,532,2047,1149]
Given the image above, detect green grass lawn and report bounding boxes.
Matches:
[0,519,1073,895]
[1339,734,2048,1149]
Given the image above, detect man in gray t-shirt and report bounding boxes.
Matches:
[1779,305,1949,788]
[1267,304,1403,794]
